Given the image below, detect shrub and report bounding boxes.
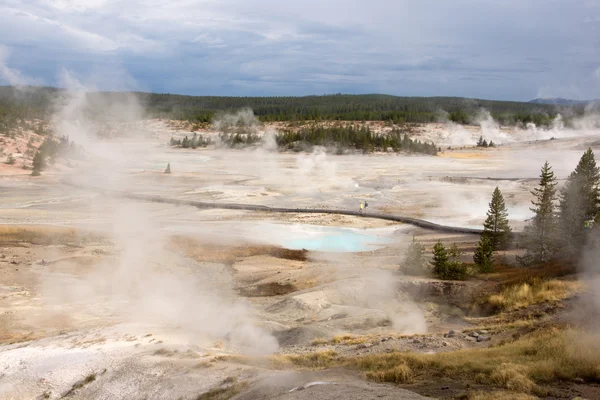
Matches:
[400,236,427,276]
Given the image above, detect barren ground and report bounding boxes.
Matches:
[1,120,599,399]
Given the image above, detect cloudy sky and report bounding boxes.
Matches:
[1,0,599,100]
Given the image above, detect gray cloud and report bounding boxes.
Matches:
[0,0,599,99]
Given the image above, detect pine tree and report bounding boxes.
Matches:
[447,243,468,279]
[430,241,449,278]
[31,150,44,176]
[430,242,467,280]
[181,136,190,148]
[473,235,494,273]
[477,136,484,147]
[518,162,559,265]
[482,187,512,250]
[559,148,600,254]
[482,139,488,148]
[164,163,171,174]
[400,236,426,276]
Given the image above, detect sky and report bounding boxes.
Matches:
[0,0,599,100]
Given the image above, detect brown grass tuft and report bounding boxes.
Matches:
[0,225,106,246]
[196,380,248,400]
[64,373,97,396]
[170,236,308,263]
[467,391,537,400]
[259,328,600,395]
[331,334,354,344]
[365,364,413,384]
[487,279,582,311]
[311,338,329,346]
[270,350,338,369]
[489,363,536,393]
[487,262,576,286]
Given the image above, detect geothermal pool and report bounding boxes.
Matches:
[166,221,396,252]
[281,225,394,252]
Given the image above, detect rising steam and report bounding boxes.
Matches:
[40,73,280,355]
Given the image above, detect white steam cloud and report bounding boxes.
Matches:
[41,72,280,355]
[0,45,39,86]
[434,106,600,147]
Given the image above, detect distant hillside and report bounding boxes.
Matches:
[0,85,586,128]
[529,98,595,106]
[140,92,577,127]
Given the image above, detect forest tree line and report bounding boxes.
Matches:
[276,125,437,155]
[144,93,568,126]
[0,86,588,129]
[169,125,437,155]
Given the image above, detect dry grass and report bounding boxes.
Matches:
[170,236,308,263]
[196,379,248,400]
[311,338,329,346]
[487,262,576,286]
[0,325,45,345]
[332,334,374,345]
[64,373,97,396]
[461,318,537,335]
[237,282,297,297]
[365,364,413,384]
[489,363,536,393]
[0,225,106,246]
[466,391,537,400]
[356,328,600,390]
[487,279,582,311]
[270,350,339,369]
[261,328,600,395]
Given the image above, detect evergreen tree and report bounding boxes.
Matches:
[489,140,495,147]
[473,235,494,273]
[164,163,171,174]
[430,241,449,278]
[518,162,559,265]
[431,242,468,280]
[482,187,512,250]
[181,136,190,148]
[477,136,484,147]
[31,150,44,176]
[559,148,600,254]
[482,139,488,148]
[447,243,468,279]
[400,236,426,276]
[6,153,15,165]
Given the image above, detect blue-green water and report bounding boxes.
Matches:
[166,222,394,253]
[282,226,393,252]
